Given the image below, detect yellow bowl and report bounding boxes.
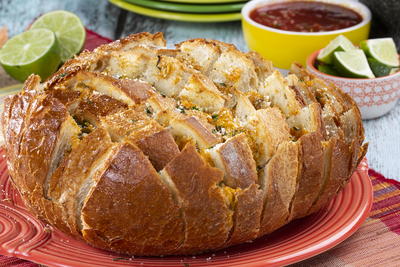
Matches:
[242,0,371,69]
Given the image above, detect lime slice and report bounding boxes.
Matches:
[30,10,85,62]
[0,28,61,82]
[367,57,392,77]
[360,38,399,67]
[390,68,399,75]
[318,64,339,76]
[333,49,375,79]
[317,35,355,64]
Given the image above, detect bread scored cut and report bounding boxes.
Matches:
[2,32,366,256]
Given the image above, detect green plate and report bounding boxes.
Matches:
[109,0,242,22]
[123,0,245,13]
[159,0,246,3]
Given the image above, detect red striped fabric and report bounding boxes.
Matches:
[368,169,400,236]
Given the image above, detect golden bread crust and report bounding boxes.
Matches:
[163,144,232,253]
[81,142,185,255]
[1,32,366,256]
[259,141,299,235]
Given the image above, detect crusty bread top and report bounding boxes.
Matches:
[1,32,366,256]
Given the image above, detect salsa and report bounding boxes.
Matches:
[250,1,363,32]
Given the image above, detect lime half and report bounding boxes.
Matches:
[360,38,399,67]
[317,35,355,64]
[333,49,375,79]
[30,10,85,62]
[0,28,61,82]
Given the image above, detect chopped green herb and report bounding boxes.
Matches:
[81,127,91,134]
[191,106,200,111]
[231,129,243,137]
[213,125,223,134]
[145,107,152,115]
[211,114,219,120]
[56,72,68,79]
[176,105,186,114]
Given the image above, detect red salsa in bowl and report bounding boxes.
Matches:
[250,1,363,32]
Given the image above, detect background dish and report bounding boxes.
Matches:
[242,0,371,69]
[0,149,372,267]
[158,0,247,3]
[123,0,245,13]
[307,50,400,120]
[109,0,242,22]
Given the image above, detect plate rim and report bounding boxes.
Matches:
[123,0,245,14]
[157,0,247,3]
[0,152,373,267]
[108,0,242,22]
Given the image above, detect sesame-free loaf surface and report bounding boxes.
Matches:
[1,32,367,256]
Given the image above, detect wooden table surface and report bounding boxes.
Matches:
[0,0,399,180]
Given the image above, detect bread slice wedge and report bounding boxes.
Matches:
[169,115,221,149]
[176,39,221,75]
[2,80,80,221]
[308,137,352,214]
[81,141,185,255]
[161,143,233,254]
[226,183,263,246]
[289,132,324,219]
[207,133,257,189]
[128,127,180,171]
[47,128,114,235]
[258,141,299,235]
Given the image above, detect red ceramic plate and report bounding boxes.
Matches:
[0,148,372,267]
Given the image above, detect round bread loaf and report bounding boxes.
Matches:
[1,32,367,256]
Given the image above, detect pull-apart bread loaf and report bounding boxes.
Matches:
[2,32,367,255]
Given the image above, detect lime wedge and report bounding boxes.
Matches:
[318,64,339,76]
[333,49,375,79]
[317,35,355,64]
[367,57,392,77]
[0,28,61,82]
[360,38,399,67]
[30,10,85,62]
[390,68,399,75]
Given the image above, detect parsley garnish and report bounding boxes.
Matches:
[56,72,68,79]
